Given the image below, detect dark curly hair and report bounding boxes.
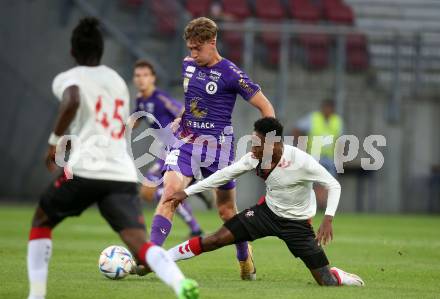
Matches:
[71,17,103,65]
[254,117,283,137]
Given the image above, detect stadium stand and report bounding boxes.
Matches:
[346,0,440,88]
[185,0,212,18]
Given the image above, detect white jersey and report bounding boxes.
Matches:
[52,65,138,182]
[184,144,341,220]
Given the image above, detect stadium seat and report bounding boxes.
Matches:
[288,0,321,23]
[222,0,251,20]
[321,0,354,25]
[222,31,244,64]
[255,0,287,65]
[255,0,286,20]
[346,34,368,71]
[220,0,252,63]
[150,0,178,36]
[186,0,212,18]
[298,33,330,70]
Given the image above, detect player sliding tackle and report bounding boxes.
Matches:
[166,117,365,287]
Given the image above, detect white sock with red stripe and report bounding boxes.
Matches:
[27,227,52,299]
[137,242,185,295]
[167,237,203,262]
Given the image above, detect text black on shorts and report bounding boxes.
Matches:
[39,173,145,232]
[224,200,329,269]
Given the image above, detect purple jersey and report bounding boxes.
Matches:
[134,89,183,130]
[180,57,260,141]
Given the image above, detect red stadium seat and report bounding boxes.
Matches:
[289,0,321,23]
[299,33,330,70]
[255,0,286,65]
[255,0,286,20]
[150,0,178,35]
[321,0,354,24]
[186,0,212,18]
[222,0,251,20]
[346,34,368,71]
[222,31,244,63]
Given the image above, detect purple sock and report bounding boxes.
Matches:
[235,242,249,261]
[150,214,172,246]
[176,202,201,233]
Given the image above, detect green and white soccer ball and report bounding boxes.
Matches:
[98,245,134,280]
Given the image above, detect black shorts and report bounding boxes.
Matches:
[39,173,145,232]
[224,199,329,269]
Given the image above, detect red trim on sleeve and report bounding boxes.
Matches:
[188,237,203,255]
[29,227,52,240]
[257,195,266,205]
[137,242,155,265]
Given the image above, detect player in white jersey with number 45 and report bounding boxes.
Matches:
[26,17,198,299]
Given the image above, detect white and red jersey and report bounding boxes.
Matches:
[184,144,341,220]
[52,65,138,182]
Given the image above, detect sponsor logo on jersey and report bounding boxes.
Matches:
[238,78,255,94]
[190,98,208,119]
[245,210,254,217]
[183,77,189,93]
[186,65,196,73]
[165,149,180,166]
[186,120,215,129]
[196,71,206,81]
[205,81,218,95]
[210,70,222,76]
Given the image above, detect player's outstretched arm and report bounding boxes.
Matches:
[248,91,275,117]
[45,86,80,172]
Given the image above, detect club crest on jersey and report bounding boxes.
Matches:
[190,98,208,119]
[206,81,218,95]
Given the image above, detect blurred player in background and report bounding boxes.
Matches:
[293,99,343,208]
[166,117,364,287]
[148,17,275,281]
[132,59,212,238]
[26,18,198,299]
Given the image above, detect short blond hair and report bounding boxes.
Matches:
[183,17,218,44]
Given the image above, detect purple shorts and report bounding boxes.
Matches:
[164,141,236,190]
[145,159,165,183]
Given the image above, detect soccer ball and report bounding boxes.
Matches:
[98,245,135,280]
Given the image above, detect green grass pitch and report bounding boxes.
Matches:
[1,205,439,298]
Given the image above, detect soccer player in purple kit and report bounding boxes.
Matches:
[149,17,275,280]
[132,59,205,238]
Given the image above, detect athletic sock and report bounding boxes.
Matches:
[167,237,203,262]
[27,227,52,299]
[150,214,172,246]
[176,202,202,233]
[235,241,249,261]
[138,242,185,295]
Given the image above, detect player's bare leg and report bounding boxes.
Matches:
[215,188,256,280]
[140,185,156,202]
[150,171,193,245]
